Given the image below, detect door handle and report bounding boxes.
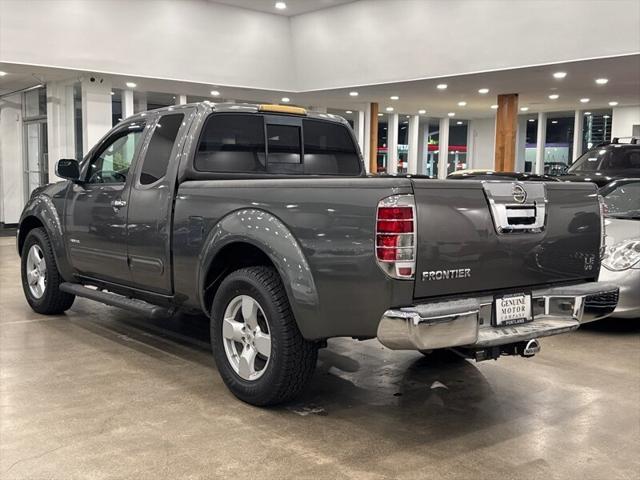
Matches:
[111,199,127,209]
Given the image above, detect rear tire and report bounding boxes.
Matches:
[20,228,75,314]
[210,266,317,406]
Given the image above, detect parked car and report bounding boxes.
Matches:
[17,102,618,406]
[559,137,640,186]
[598,178,640,318]
[447,170,559,181]
[544,162,569,176]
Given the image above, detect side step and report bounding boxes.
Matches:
[60,282,171,320]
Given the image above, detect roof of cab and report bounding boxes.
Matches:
[125,101,351,126]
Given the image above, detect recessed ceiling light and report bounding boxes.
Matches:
[126,82,137,88]
[551,120,558,124]
[210,90,220,96]
[418,109,426,114]
[390,95,399,100]
[603,114,610,119]
[584,111,592,115]
[520,107,529,111]
[345,110,352,114]
[490,104,498,109]
[281,97,290,103]
[385,107,394,112]
[580,98,590,103]
[595,78,609,85]
[528,119,535,122]
[377,113,383,117]
[405,115,410,119]
[553,72,567,79]
[349,91,359,97]
[608,101,618,106]
[275,2,287,10]
[478,88,489,94]
[457,101,467,107]
[447,112,455,117]
[437,84,448,90]
[0,71,7,76]
[456,121,463,125]
[548,94,559,100]
[110,91,115,96]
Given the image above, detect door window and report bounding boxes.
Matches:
[139,114,184,185]
[86,127,143,184]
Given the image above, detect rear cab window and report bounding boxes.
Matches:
[194,113,361,176]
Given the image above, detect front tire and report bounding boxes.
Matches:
[210,266,317,406]
[20,227,75,314]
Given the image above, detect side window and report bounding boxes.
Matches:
[86,127,143,184]
[194,114,266,172]
[302,119,361,175]
[139,113,184,185]
[267,124,301,164]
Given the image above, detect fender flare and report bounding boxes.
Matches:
[18,193,74,281]
[197,209,321,338]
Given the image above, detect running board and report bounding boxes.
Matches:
[60,282,172,320]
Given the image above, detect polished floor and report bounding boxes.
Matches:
[1,237,639,480]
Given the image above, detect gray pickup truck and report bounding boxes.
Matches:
[18,102,618,405]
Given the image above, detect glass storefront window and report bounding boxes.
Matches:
[23,87,46,119]
[448,120,468,174]
[422,120,439,177]
[376,114,388,173]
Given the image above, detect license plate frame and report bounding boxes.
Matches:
[493,292,533,327]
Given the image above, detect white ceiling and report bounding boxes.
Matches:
[211,0,356,16]
[2,54,639,119]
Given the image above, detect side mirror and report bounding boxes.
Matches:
[55,159,80,181]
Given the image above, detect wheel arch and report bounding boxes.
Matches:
[198,209,321,339]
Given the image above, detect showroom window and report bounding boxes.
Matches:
[302,119,361,175]
[195,114,266,173]
[139,113,184,185]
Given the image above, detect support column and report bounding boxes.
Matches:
[81,77,113,152]
[175,94,187,106]
[535,112,547,175]
[387,113,399,174]
[494,93,519,171]
[46,81,77,180]
[122,90,134,119]
[368,102,379,173]
[354,110,365,155]
[134,92,147,113]
[572,110,584,161]
[438,117,450,179]
[407,114,420,174]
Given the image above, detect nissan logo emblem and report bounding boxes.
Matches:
[512,184,527,203]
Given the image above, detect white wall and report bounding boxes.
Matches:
[291,0,640,90]
[611,106,640,138]
[0,0,295,91]
[0,94,24,224]
[2,0,638,92]
[468,117,496,170]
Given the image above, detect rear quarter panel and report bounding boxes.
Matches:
[172,177,415,339]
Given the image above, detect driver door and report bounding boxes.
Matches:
[65,121,147,285]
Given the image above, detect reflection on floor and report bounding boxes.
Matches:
[1,237,639,479]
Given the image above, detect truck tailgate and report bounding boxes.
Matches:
[411,180,601,299]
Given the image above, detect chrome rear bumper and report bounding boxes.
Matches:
[377,282,619,351]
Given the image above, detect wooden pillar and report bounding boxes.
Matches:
[369,102,379,173]
[494,93,518,171]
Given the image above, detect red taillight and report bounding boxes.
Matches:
[375,197,416,279]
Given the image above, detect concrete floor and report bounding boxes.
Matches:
[1,237,639,480]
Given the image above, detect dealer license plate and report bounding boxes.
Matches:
[494,293,532,327]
